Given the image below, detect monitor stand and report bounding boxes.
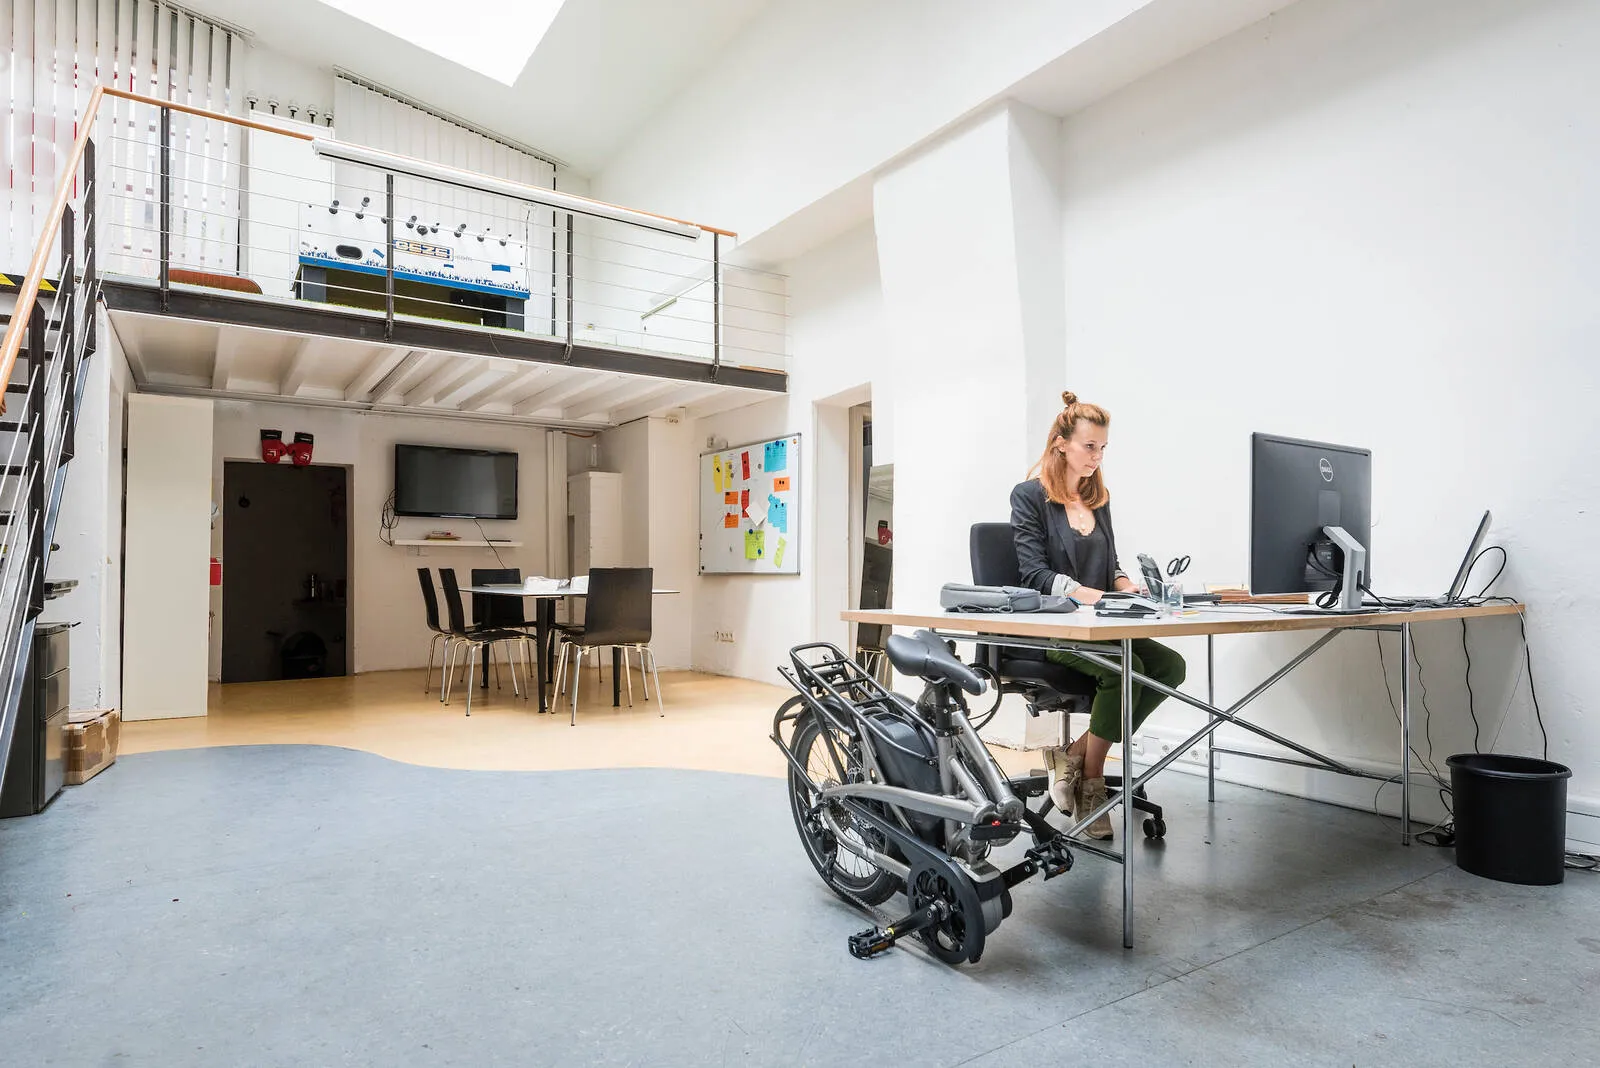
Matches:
[1322,525,1367,612]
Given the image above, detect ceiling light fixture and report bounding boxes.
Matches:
[310,138,704,240]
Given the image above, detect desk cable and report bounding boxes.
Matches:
[379,490,397,546]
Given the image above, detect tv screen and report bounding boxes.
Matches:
[394,444,518,519]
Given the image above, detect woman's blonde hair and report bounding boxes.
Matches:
[1032,390,1111,508]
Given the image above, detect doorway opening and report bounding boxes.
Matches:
[854,411,892,681]
[220,461,351,683]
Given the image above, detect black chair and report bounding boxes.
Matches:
[969,522,1162,831]
[470,567,542,693]
[416,567,453,696]
[552,567,661,725]
[438,568,529,715]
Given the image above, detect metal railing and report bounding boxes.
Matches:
[0,88,102,797]
[93,89,789,375]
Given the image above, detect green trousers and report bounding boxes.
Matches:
[1045,639,1187,743]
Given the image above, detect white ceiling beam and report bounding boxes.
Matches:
[513,374,610,417]
[211,327,243,391]
[343,346,410,401]
[457,366,531,412]
[405,359,482,407]
[374,351,438,404]
[604,382,713,426]
[563,378,677,422]
[436,365,508,409]
[278,338,316,397]
[686,388,772,422]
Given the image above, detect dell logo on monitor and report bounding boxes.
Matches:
[1318,457,1335,482]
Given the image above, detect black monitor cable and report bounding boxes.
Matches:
[472,517,510,570]
[379,491,397,546]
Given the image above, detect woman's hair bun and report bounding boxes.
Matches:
[1060,390,1078,407]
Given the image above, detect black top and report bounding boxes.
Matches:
[1009,478,1124,594]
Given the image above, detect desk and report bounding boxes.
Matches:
[465,583,679,713]
[842,601,1522,948]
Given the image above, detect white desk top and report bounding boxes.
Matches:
[843,601,1521,641]
[465,583,679,598]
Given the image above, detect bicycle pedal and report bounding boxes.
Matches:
[1025,840,1075,880]
[848,927,896,959]
[969,818,1023,842]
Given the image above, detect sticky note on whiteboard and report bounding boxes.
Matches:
[723,513,738,529]
[767,495,788,533]
[744,528,765,559]
[724,491,738,505]
[713,455,724,493]
[772,476,790,493]
[774,537,787,569]
[764,439,788,472]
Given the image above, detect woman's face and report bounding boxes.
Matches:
[1055,420,1108,481]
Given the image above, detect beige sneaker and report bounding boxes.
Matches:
[1079,776,1114,840]
[1044,747,1083,816]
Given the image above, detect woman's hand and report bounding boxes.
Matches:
[1113,576,1138,594]
[1074,586,1106,604]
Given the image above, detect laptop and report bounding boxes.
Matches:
[1373,509,1493,606]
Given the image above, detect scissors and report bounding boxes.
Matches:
[1166,555,1191,579]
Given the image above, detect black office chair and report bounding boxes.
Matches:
[552,567,661,725]
[416,567,454,696]
[438,568,529,715]
[470,567,542,693]
[969,522,1163,833]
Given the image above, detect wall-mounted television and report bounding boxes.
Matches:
[393,444,518,519]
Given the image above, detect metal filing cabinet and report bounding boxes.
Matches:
[1,623,71,818]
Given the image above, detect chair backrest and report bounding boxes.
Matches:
[470,568,524,629]
[581,567,652,647]
[969,522,1039,668]
[416,567,443,633]
[438,568,470,635]
[970,522,1022,586]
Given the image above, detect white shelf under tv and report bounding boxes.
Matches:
[392,539,523,548]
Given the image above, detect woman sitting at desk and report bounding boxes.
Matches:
[1010,390,1186,840]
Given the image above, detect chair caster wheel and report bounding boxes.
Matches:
[1143,817,1167,840]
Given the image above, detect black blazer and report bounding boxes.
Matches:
[1009,479,1125,595]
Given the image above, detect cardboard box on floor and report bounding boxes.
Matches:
[65,709,120,785]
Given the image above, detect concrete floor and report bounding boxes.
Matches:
[2,745,1596,1067]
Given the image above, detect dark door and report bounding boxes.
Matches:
[221,462,350,683]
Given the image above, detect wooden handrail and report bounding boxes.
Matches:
[0,84,103,415]
[1,83,739,410]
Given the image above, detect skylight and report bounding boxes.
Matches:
[320,0,567,86]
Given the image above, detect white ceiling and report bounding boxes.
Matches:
[188,0,774,175]
[108,311,771,429]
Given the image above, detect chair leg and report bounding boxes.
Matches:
[638,645,650,700]
[623,647,634,707]
[425,634,442,694]
[570,647,581,726]
[441,639,459,704]
[645,646,664,718]
[554,641,570,697]
[506,641,522,697]
[465,644,478,716]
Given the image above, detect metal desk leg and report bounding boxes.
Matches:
[535,600,549,714]
[1121,637,1135,949]
[1207,634,1216,803]
[1400,623,1413,845]
[612,648,622,706]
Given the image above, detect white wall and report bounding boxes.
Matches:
[209,402,550,675]
[1055,0,1600,828]
[123,395,213,720]
[687,223,887,680]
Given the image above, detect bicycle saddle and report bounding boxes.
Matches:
[885,630,987,695]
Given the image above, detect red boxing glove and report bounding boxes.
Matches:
[260,429,287,464]
[289,432,315,467]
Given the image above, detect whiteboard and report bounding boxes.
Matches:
[699,434,801,574]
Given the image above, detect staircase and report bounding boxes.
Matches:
[0,138,98,800]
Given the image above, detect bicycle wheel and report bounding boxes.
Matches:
[783,697,900,907]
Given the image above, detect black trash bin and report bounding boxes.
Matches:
[1447,753,1571,885]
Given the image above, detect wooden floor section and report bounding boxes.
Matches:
[120,667,1043,779]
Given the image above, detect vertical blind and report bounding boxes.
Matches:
[3,0,240,276]
[334,76,557,323]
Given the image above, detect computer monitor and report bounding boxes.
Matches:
[1250,433,1372,610]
